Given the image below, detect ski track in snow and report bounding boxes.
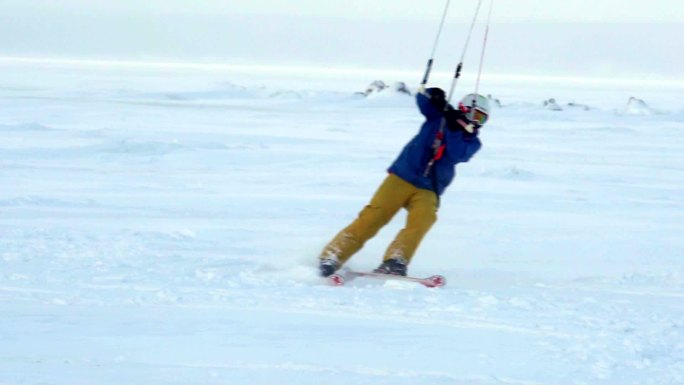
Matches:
[1,61,684,385]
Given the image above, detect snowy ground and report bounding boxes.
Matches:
[1,58,683,385]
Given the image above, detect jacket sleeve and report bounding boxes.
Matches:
[416,88,444,120]
[447,132,482,163]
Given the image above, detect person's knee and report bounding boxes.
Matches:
[423,210,438,230]
[410,208,437,233]
[352,204,393,237]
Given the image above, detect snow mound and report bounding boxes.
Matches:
[156,82,334,102]
[541,99,594,112]
[358,80,412,97]
[543,98,563,111]
[487,94,502,108]
[618,97,656,116]
[567,102,592,111]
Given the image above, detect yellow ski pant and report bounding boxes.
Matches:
[320,173,438,266]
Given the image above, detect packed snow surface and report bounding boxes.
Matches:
[1,59,683,385]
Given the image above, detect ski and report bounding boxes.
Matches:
[328,270,446,288]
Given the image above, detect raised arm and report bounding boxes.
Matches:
[416,88,447,120]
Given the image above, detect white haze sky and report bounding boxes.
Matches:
[2,1,683,79]
[4,0,683,21]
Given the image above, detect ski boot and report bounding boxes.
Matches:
[319,258,339,277]
[373,257,408,276]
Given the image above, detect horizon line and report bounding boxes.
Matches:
[2,55,683,89]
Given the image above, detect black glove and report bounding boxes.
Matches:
[445,108,480,137]
[426,88,447,110]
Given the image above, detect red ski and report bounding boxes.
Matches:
[328,270,446,288]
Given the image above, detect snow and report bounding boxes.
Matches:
[1,58,684,385]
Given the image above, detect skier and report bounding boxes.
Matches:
[318,87,489,277]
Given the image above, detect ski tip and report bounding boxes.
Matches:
[424,275,447,288]
[328,274,345,286]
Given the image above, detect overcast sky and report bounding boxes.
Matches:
[229,0,683,21]
[3,0,683,21]
[2,1,683,79]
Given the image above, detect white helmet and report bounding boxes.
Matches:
[459,93,490,126]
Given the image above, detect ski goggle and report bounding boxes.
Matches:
[459,103,489,126]
[469,107,489,126]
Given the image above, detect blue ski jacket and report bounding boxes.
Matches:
[388,88,482,196]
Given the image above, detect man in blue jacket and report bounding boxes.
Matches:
[319,87,489,277]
